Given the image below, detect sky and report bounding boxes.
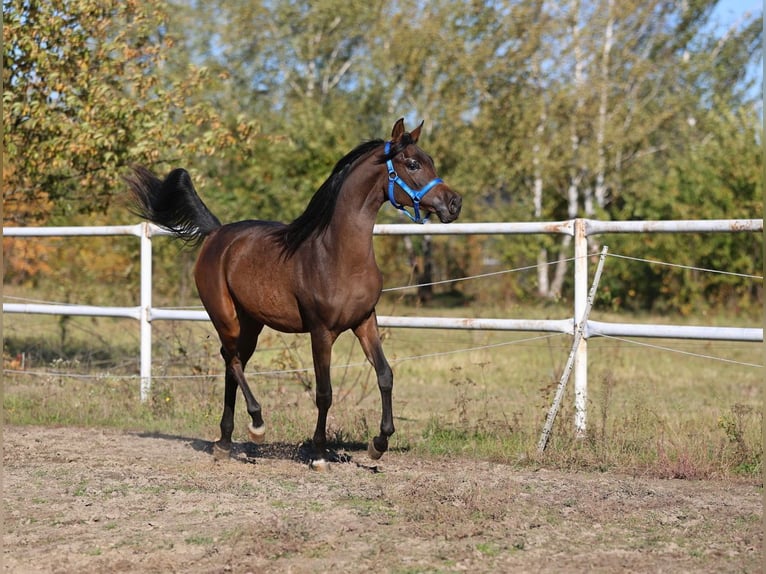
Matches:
[712,0,761,23]
[711,0,763,102]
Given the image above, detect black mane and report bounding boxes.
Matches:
[272,138,394,257]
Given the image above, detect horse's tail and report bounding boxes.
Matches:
[125,166,221,246]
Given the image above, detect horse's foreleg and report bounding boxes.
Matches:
[353,313,394,460]
[309,329,336,470]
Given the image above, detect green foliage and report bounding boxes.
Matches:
[3,0,762,313]
[717,404,762,475]
[4,0,250,219]
[3,0,261,287]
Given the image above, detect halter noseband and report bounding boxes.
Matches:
[384,141,443,223]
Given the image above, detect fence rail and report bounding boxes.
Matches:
[4,218,763,436]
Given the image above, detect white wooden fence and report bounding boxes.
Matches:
[4,218,763,435]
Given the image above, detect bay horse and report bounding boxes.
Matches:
[126,118,462,469]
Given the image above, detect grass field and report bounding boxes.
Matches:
[3,300,762,480]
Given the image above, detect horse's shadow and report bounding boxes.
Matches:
[134,431,381,472]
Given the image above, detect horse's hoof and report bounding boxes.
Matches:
[368,440,384,460]
[309,458,330,472]
[248,423,266,444]
[212,443,231,461]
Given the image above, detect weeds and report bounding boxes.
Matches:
[717,404,762,475]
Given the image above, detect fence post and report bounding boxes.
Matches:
[140,222,152,402]
[573,218,588,437]
[538,246,608,452]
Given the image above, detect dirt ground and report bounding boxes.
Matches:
[3,425,762,573]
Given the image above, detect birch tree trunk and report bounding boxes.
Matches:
[594,0,614,210]
[531,44,550,297]
[550,0,584,299]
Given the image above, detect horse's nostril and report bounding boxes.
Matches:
[449,195,462,215]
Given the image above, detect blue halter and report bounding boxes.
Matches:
[384,141,443,223]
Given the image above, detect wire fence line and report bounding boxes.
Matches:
[4,247,762,379]
[605,253,764,280]
[590,334,763,369]
[381,257,579,293]
[2,254,579,307]
[4,248,759,307]
[6,328,761,382]
[384,251,763,293]
[3,333,568,381]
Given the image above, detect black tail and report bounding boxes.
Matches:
[125,166,221,246]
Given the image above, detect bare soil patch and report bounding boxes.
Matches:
[4,425,761,573]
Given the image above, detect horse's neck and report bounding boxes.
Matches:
[321,167,384,264]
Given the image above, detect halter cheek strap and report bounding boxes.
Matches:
[384,141,443,224]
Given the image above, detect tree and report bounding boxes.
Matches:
[163,0,389,224]
[459,0,761,306]
[3,0,259,287]
[3,0,259,223]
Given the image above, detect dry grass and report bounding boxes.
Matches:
[3,303,762,480]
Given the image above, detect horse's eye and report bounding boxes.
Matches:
[405,158,421,171]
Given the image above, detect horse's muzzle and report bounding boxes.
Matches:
[435,191,462,223]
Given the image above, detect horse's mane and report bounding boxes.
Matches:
[272,137,406,258]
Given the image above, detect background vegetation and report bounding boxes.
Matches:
[3,0,762,312]
[2,1,762,478]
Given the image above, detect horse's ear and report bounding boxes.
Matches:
[409,120,424,143]
[391,118,406,141]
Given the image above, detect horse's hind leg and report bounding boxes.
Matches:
[214,365,239,459]
[353,313,394,460]
[215,318,265,458]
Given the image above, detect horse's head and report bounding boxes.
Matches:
[383,118,462,224]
